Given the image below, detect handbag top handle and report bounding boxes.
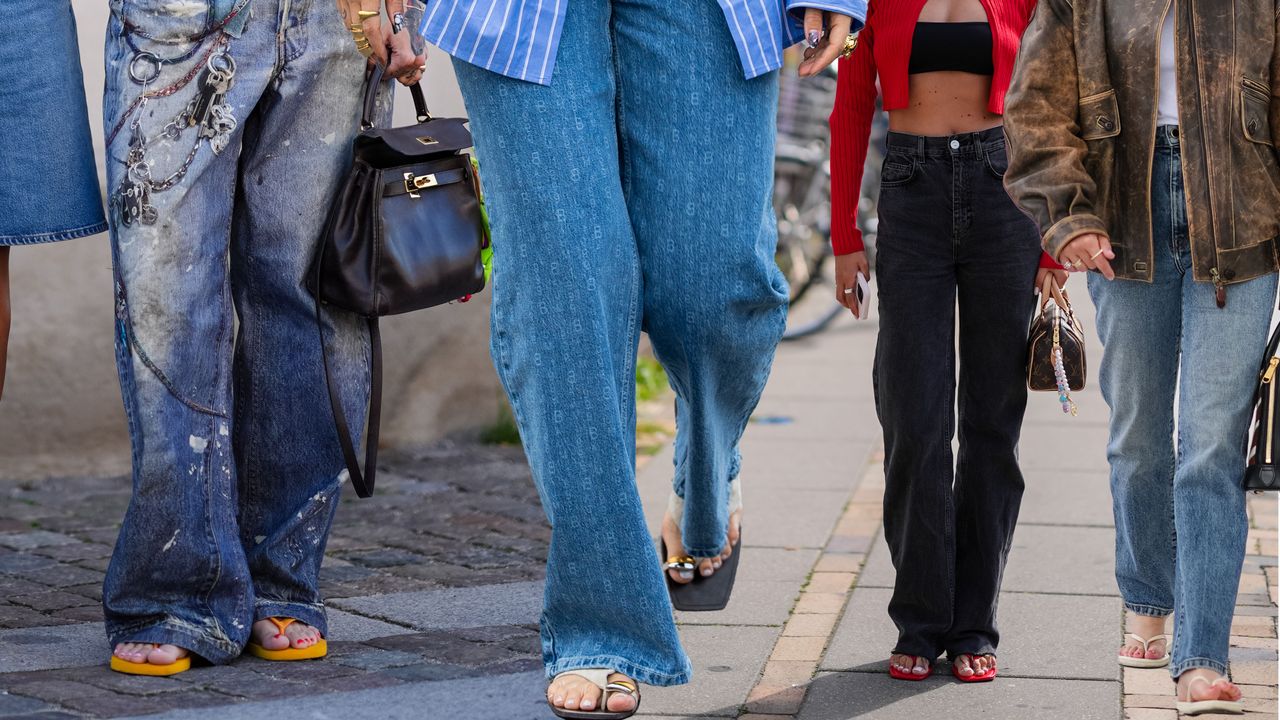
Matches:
[361,62,431,130]
[1039,274,1073,314]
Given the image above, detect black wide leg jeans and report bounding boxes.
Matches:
[872,127,1042,660]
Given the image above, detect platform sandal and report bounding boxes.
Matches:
[662,478,742,612]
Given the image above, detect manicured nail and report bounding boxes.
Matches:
[807,29,821,47]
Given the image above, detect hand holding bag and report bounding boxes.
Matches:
[312,63,487,498]
[1245,322,1280,491]
[1027,276,1087,415]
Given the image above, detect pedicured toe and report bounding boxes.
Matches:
[147,644,186,665]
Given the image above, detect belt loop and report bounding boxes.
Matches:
[916,135,926,161]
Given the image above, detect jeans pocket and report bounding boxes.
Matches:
[880,156,918,189]
[110,0,215,43]
[984,144,1009,180]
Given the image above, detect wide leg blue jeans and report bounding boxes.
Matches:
[451,0,788,686]
[101,0,374,663]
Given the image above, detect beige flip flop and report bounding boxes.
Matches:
[1117,633,1170,668]
[1176,676,1244,716]
[547,669,640,719]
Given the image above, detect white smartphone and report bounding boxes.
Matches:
[855,272,871,319]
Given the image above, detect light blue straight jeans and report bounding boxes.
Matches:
[1089,126,1277,678]
[450,0,789,686]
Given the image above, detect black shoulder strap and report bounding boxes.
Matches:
[314,253,382,498]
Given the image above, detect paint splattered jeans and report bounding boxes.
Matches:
[101,0,375,663]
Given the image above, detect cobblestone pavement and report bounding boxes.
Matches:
[0,442,550,718]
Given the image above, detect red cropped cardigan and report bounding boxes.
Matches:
[829,0,1057,268]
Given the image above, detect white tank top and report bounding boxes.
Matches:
[1157,8,1179,126]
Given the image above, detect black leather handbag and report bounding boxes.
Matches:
[1245,323,1280,491]
[312,63,487,498]
[1027,276,1087,414]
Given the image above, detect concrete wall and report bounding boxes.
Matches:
[0,3,502,480]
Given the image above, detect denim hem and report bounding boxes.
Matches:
[891,645,940,661]
[0,220,108,246]
[254,599,329,638]
[1171,656,1228,679]
[107,617,242,664]
[945,643,997,660]
[1124,602,1174,617]
[681,543,729,559]
[545,654,692,688]
[669,481,740,559]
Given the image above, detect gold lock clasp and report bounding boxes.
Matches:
[403,172,438,198]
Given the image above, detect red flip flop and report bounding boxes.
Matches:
[888,656,932,681]
[951,654,997,682]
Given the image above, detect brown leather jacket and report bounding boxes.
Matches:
[1003,0,1280,288]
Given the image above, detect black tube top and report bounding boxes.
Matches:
[908,22,995,76]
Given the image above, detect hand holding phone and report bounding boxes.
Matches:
[854,272,870,319]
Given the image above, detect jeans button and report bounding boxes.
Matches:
[1171,126,1179,138]
[949,139,960,150]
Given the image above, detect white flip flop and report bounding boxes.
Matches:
[1117,633,1171,668]
[1176,676,1244,716]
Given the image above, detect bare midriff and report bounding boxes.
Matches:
[889,71,1002,136]
[890,0,1001,137]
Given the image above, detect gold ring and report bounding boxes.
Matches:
[1090,248,1105,259]
[840,33,858,59]
[356,10,380,19]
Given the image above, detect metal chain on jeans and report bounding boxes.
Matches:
[112,36,238,228]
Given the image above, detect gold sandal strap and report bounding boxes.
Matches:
[605,681,639,699]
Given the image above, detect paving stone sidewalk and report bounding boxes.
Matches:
[1,285,1276,719]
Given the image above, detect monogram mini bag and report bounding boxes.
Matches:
[1027,276,1086,415]
[312,63,487,498]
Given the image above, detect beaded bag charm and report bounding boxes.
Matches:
[1051,313,1078,416]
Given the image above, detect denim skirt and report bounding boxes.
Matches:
[0,0,107,245]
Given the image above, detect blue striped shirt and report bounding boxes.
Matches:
[420,0,867,86]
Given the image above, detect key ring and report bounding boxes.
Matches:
[128,52,164,85]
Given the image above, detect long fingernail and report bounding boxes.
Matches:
[807,30,821,48]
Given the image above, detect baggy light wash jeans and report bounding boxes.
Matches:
[449,0,789,686]
[1088,126,1277,678]
[101,0,375,663]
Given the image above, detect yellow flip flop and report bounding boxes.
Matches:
[109,647,192,676]
[246,617,328,661]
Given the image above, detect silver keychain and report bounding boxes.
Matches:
[190,51,238,154]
